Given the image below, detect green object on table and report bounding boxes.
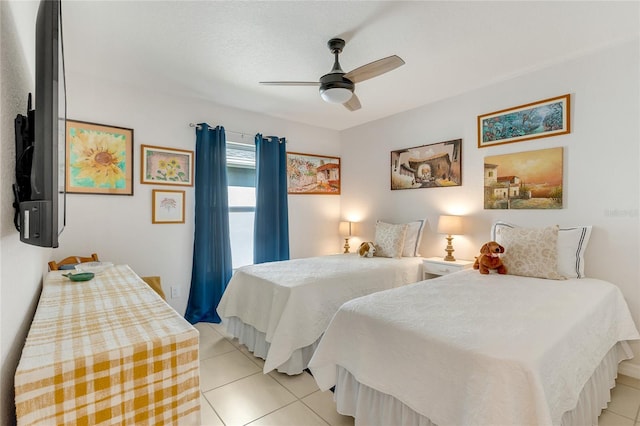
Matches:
[61,272,95,281]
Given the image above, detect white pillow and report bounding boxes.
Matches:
[402,219,426,257]
[494,224,565,280]
[374,221,409,258]
[492,221,592,278]
[556,226,592,278]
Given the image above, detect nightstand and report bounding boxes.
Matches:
[423,257,474,280]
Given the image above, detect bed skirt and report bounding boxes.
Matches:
[333,341,633,426]
[223,316,320,375]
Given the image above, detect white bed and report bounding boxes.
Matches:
[216,253,424,374]
[309,269,640,426]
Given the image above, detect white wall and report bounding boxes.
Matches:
[61,73,341,316]
[340,39,640,376]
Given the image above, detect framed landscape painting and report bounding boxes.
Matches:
[483,147,563,209]
[287,152,340,194]
[66,120,134,195]
[478,94,570,148]
[141,144,194,186]
[391,139,462,190]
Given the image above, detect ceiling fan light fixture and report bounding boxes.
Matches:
[320,87,353,104]
[259,37,404,111]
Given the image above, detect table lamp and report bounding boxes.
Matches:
[437,215,464,261]
[339,221,355,253]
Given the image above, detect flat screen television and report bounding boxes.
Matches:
[15,0,66,247]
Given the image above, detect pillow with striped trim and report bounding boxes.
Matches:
[556,225,592,278]
[492,221,592,278]
[402,219,426,257]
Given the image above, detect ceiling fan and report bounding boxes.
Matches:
[259,38,405,111]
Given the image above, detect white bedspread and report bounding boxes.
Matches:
[309,270,640,425]
[217,254,423,373]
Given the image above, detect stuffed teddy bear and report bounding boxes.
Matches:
[473,241,507,274]
[358,241,376,258]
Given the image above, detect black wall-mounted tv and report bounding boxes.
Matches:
[14,0,66,248]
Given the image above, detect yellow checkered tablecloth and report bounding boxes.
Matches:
[15,265,200,425]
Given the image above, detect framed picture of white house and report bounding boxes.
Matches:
[286,152,340,195]
[483,147,563,209]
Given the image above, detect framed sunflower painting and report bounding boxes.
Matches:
[66,120,134,195]
[140,144,194,186]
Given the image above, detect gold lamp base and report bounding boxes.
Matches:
[343,238,350,253]
[443,235,456,261]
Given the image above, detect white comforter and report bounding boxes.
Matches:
[217,254,424,373]
[309,270,640,425]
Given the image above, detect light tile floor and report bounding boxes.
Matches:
[196,322,640,425]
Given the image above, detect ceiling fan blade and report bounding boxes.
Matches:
[344,55,405,84]
[259,81,320,86]
[343,93,361,111]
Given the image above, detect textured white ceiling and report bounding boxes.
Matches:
[61,1,639,131]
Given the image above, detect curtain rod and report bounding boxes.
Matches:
[188,123,285,143]
[189,123,253,139]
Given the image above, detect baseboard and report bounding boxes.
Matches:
[618,361,640,379]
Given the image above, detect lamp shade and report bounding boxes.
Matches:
[437,215,464,235]
[339,221,354,237]
[320,87,353,104]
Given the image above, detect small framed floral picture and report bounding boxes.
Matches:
[66,120,134,195]
[152,189,185,224]
[141,144,194,186]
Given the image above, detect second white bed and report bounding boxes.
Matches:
[217,253,424,374]
[309,269,640,425]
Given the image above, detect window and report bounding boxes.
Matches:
[227,141,255,270]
